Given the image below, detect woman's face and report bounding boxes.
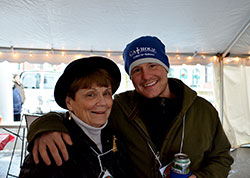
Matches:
[66,84,113,128]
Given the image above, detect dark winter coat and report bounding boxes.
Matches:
[20,113,132,178]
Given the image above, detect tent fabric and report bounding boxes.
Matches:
[213,60,250,148]
[223,64,250,148]
[0,0,250,59]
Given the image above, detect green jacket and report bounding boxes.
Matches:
[28,78,233,178]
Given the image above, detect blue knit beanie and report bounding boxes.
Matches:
[123,36,170,76]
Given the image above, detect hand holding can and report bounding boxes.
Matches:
[170,153,191,178]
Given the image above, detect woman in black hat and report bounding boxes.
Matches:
[19,56,132,178]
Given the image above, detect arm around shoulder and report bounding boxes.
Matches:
[27,112,68,151]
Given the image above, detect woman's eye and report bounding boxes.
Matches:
[104,90,112,96]
[87,93,95,97]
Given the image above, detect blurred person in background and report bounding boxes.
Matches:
[13,74,26,104]
[12,80,22,121]
[12,74,25,121]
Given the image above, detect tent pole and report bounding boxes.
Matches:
[219,54,224,125]
[222,18,250,58]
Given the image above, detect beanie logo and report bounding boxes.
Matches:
[129,47,156,59]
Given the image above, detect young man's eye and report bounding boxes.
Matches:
[150,64,156,68]
[132,68,140,74]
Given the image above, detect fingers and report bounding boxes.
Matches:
[32,139,40,164]
[47,132,68,165]
[62,132,73,146]
[31,131,72,166]
[60,133,72,161]
[43,132,62,166]
[32,133,52,165]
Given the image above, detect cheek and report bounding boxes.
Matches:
[107,99,113,108]
[73,100,92,112]
[131,77,140,87]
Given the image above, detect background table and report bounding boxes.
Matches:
[0,121,27,178]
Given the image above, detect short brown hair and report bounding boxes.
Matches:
[67,69,113,99]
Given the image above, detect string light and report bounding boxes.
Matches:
[107,48,111,57]
[12,52,17,58]
[75,54,82,59]
[201,55,206,59]
[1,47,249,65]
[234,57,240,62]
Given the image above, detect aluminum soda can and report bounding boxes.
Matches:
[170,153,191,178]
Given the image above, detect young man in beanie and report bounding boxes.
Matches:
[27,36,233,178]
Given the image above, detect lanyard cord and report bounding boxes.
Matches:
[147,143,162,168]
[180,114,186,153]
[90,147,115,177]
[147,114,186,168]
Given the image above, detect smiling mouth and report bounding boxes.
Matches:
[144,80,157,87]
[92,111,105,114]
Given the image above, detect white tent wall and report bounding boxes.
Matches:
[223,61,250,148]
[0,62,14,122]
[214,58,250,148]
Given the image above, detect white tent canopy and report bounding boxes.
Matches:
[0,0,249,62]
[0,0,250,148]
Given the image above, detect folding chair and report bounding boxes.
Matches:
[5,113,41,177]
[24,114,40,129]
[5,114,27,178]
[23,114,40,157]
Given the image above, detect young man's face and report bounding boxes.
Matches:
[130,62,170,98]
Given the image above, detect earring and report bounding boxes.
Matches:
[68,111,72,120]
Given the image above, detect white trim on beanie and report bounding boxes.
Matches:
[129,58,169,76]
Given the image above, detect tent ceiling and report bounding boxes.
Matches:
[0,0,250,63]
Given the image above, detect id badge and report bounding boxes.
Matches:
[159,162,171,178]
[101,170,113,178]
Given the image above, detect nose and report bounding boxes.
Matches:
[96,94,106,105]
[141,68,150,80]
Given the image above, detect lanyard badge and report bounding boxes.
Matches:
[148,143,171,178]
[159,162,171,178]
[91,135,117,178]
[100,170,113,178]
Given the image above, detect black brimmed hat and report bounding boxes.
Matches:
[54,56,121,109]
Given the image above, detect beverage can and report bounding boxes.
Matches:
[171,153,191,175]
